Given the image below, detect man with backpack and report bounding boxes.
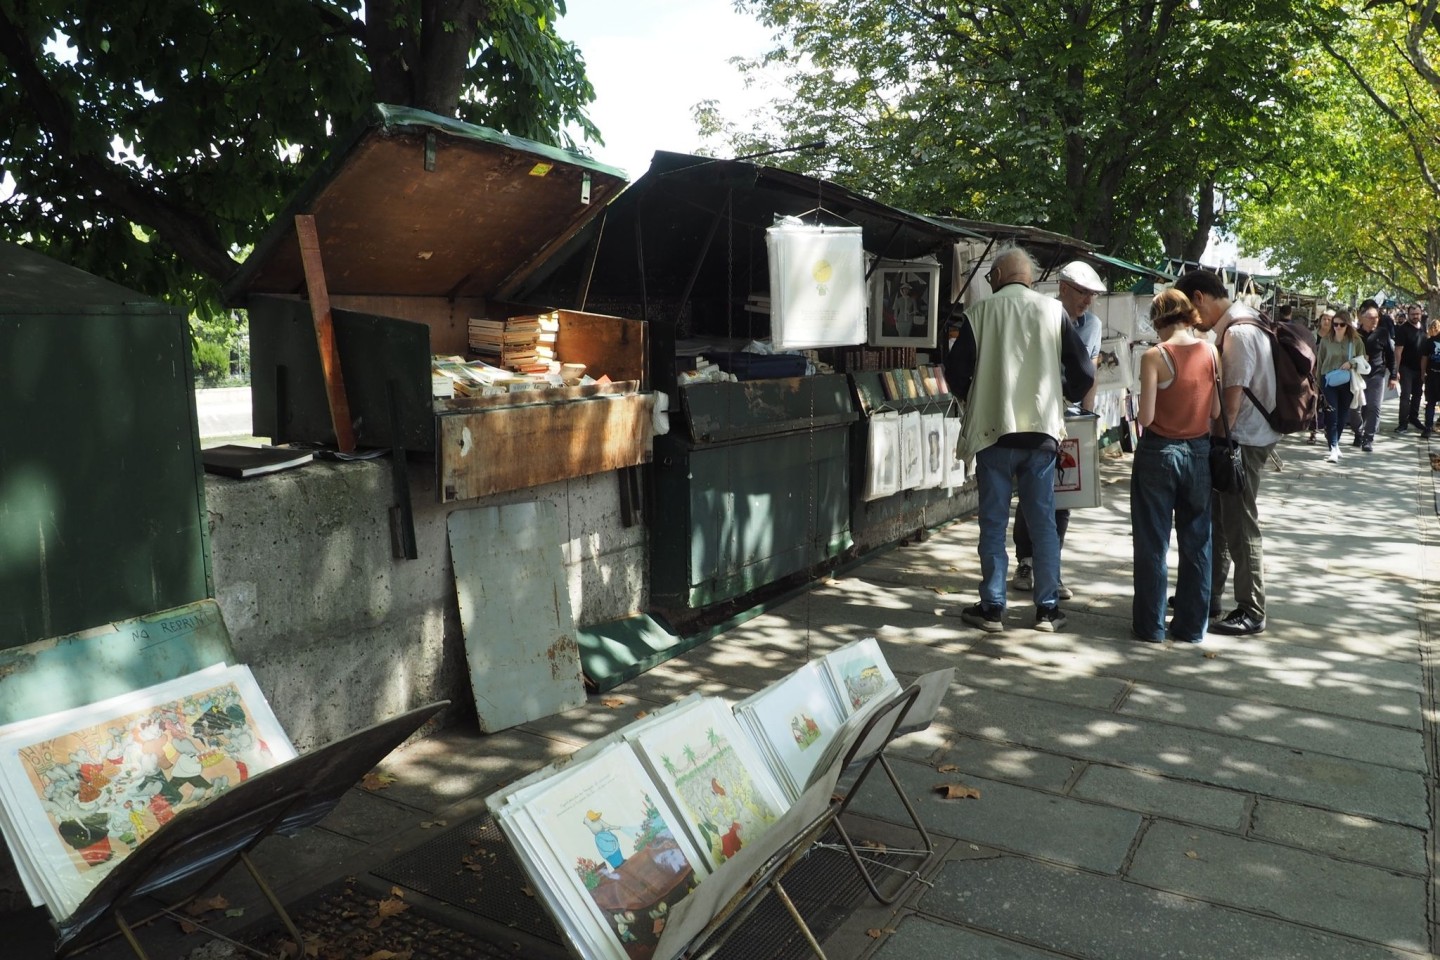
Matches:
[1174,271,1278,636]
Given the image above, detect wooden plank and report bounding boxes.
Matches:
[438,394,654,501]
[555,310,648,386]
[295,214,356,452]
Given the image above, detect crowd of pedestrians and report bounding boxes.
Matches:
[944,243,1429,644]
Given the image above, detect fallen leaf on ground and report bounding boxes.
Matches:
[224,908,245,918]
[857,839,888,853]
[934,782,981,800]
[185,895,230,916]
[366,898,410,927]
[865,927,897,938]
[178,920,199,935]
[1203,651,1219,659]
[929,586,950,595]
[936,763,959,773]
[634,710,649,719]
[1184,850,1199,859]
[361,771,398,791]
[600,697,626,708]
[419,819,447,829]
[390,886,406,898]
[363,951,413,960]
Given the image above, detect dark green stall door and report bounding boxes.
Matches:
[0,244,211,650]
[651,375,855,610]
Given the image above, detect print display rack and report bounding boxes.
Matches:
[44,701,446,958]
[486,642,953,960]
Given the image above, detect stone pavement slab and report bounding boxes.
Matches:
[923,856,1425,960]
[847,757,1142,874]
[1126,821,1428,950]
[1249,798,1427,874]
[1069,764,1249,831]
[871,916,1070,959]
[931,684,1429,826]
[1117,682,1426,770]
[889,733,1081,792]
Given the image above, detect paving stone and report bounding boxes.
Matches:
[870,915,1070,960]
[318,787,430,844]
[886,733,1080,792]
[924,856,1420,960]
[1127,821,1427,950]
[1251,799,1428,874]
[1069,764,1248,831]
[1118,683,1426,770]
[931,686,1428,827]
[845,757,1141,874]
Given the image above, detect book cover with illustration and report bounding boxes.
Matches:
[733,661,847,800]
[627,698,790,871]
[514,742,708,960]
[0,664,295,919]
[821,637,901,716]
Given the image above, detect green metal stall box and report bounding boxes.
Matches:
[0,243,212,651]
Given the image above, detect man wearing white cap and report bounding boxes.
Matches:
[1011,260,1105,600]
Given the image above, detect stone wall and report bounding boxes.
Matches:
[204,458,646,751]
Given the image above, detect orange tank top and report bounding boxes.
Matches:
[1149,341,1214,440]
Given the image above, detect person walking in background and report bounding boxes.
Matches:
[1356,302,1394,452]
[1173,270,1277,637]
[1010,259,1105,601]
[945,245,1095,633]
[1309,309,1333,444]
[1394,303,1425,433]
[1420,318,1440,438]
[1131,290,1220,644]
[1315,310,1364,463]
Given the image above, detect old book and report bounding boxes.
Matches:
[201,444,313,479]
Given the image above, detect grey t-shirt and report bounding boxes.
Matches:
[1215,304,1280,447]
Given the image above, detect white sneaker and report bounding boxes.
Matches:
[1326,447,1340,463]
[1012,559,1034,591]
[1058,581,1074,600]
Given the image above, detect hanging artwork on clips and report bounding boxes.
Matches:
[869,258,941,348]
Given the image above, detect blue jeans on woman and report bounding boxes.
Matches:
[1322,379,1352,450]
[1131,432,1212,642]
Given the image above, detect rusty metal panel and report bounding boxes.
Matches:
[447,502,585,732]
[437,393,654,502]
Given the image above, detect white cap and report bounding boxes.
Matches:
[1058,260,1106,293]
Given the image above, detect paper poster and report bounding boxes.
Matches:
[766,222,866,349]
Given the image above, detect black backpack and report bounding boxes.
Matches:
[1224,316,1318,434]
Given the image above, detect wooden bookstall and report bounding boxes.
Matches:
[225,105,654,502]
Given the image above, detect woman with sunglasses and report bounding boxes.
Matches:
[1131,289,1220,643]
[1315,310,1364,463]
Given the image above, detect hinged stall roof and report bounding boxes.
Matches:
[224,104,628,304]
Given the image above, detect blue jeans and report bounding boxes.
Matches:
[1321,380,1351,449]
[975,445,1060,609]
[1131,433,1212,642]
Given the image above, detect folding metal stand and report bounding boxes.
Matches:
[680,668,951,959]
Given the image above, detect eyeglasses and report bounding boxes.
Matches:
[985,267,998,287]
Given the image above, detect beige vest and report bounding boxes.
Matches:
[958,285,1068,458]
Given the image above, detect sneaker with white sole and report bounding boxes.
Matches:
[1057,581,1074,600]
[1034,606,1067,632]
[1325,447,1340,463]
[961,603,1005,633]
[1012,559,1034,591]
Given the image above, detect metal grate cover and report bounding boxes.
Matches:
[373,812,560,942]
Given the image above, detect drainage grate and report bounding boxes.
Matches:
[244,880,529,960]
[372,812,560,943]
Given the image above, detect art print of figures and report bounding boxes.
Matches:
[870,260,941,347]
[733,661,847,800]
[0,665,293,918]
[523,743,705,960]
[1055,437,1083,493]
[629,699,788,870]
[1095,336,1134,393]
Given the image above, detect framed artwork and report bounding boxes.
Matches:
[1095,336,1134,393]
[870,259,941,347]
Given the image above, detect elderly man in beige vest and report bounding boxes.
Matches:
[944,245,1095,633]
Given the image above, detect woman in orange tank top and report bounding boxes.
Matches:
[1131,289,1222,644]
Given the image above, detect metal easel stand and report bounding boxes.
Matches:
[681,674,948,958]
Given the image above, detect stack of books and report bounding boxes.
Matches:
[468,315,546,372]
[536,314,560,363]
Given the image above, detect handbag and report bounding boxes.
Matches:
[1209,353,1246,494]
[1324,367,1352,388]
